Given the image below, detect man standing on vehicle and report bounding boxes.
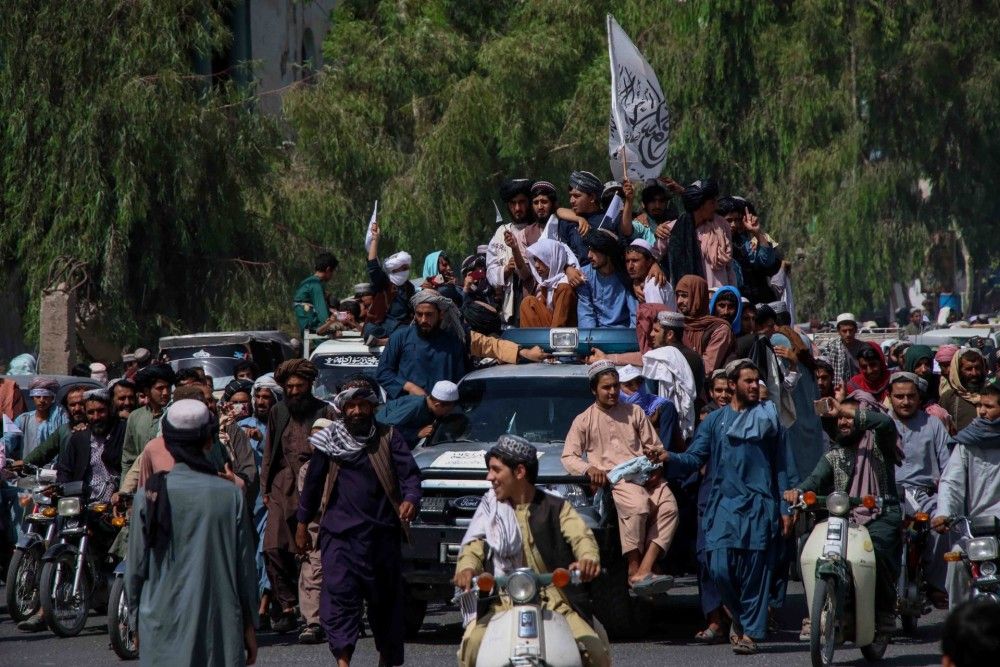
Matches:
[819,313,867,384]
[649,360,794,655]
[293,251,339,335]
[376,291,468,399]
[120,364,175,477]
[562,361,678,591]
[888,372,953,607]
[455,435,609,667]
[295,384,421,667]
[933,381,1000,608]
[261,359,333,634]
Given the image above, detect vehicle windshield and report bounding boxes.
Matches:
[314,367,379,401]
[452,376,594,444]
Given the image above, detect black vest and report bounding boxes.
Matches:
[524,489,593,622]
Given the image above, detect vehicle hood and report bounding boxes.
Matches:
[412,440,577,481]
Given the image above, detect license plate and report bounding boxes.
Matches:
[823,519,846,557]
[974,575,999,586]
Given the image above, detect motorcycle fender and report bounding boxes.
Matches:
[15,533,45,552]
[800,520,829,613]
[847,524,878,647]
[41,542,79,563]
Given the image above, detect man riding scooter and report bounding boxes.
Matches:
[784,390,903,635]
[453,435,610,667]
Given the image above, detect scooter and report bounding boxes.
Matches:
[471,567,585,667]
[944,515,1000,604]
[794,491,889,667]
[4,462,59,622]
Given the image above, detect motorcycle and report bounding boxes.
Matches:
[4,462,59,622]
[106,493,138,660]
[944,515,1000,604]
[897,492,932,634]
[794,491,889,667]
[468,567,585,667]
[37,481,122,637]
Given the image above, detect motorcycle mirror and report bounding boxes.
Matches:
[943,552,963,563]
[802,491,817,506]
[862,495,877,510]
[476,573,495,594]
[551,568,570,588]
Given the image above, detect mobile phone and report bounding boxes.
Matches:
[336,310,352,323]
[814,397,835,416]
[230,402,248,418]
[471,268,486,282]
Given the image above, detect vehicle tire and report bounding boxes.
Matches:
[39,552,91,637]
[6,548,42,622]
[861,633,889,662]
[108,576,139,660]
[402,588,427,640]
[810,577,838,667]
[900,612,917,635]
[589,565,651,640]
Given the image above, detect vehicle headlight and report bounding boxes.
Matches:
[968,537,999,562]
[980,561,998,577]
[549,328,578,355]
[507,571,538,604]
[57,497,81,516]
[826,492,850,517]
[541,484,590,508]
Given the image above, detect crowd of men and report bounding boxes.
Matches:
[2,171,1000,665]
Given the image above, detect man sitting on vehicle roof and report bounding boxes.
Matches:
[561,361,678,592]
[454,435,609,667]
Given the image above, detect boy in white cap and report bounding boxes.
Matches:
[819,312,867,383]
[376,380,459,449]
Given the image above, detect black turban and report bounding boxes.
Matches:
[568,171,603,197]
[223,378,254,402]
[584,229,622,257]
[754,304,777,324]
[463,300,503,336]
[274,359,318,385]
[640,180,668,205]
[135,363,177,391]
[681,179,719,213]
[500,178,534,203]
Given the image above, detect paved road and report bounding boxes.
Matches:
[0,580,946,666]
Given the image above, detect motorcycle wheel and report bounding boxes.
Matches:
[861,633,889,662]
[39,552,91,637]
[108,576,139,660]
[5,548,42,622]
[810,577,838,667]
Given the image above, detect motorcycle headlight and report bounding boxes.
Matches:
[541,484,590,508]
[980,561,998,577]
[507,571,538,604]
[826,492,850,517]
[968,537,999,562]
[57,497,81,517]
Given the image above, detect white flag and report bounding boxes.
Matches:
[597,193,624,231]
[607,15,670,183]
[543,213,560,240]
[363,200,378,253]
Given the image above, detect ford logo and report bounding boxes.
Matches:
[450,496,482,512]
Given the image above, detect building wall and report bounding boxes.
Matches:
[249,0,336,117]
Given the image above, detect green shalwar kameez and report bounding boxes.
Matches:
[126,463,259,667]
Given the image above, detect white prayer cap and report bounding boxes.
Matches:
[657,311,686,328]
[430,380,459,402]
[617,365,642,383]
[768,301,789,315]
[628,239,657,259]
[836,312,857,326]
[587,359,617,380]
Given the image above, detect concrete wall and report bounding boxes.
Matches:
[249,0,336,117]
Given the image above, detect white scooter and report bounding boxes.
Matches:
[469,567,585,667]
[794,491,889,667]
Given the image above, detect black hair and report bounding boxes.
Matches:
[714,291,738,306]
[666,326,685,342]
[113,378,136,392]
[233,359,260,380]
[175,367,206,386]
[83,390,113,409]
[755,306,776,326]
[941,600,1000,667]
[340,299,362,321]
[589,368,619,391]
[70,363,91,378]
[727,361,758,381]
[856,346,881,365]
[715,196,742,216]
[62,384,92,407]
[314,252,339,272]
[486,449,539,484]
[640,181,668,205]
[981,382,1000,400]
[336,373,381,395]
[776,312,792,327]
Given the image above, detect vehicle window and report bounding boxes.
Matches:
[456,377,593,443]
[314,358,378,401]
[172,358,240,385]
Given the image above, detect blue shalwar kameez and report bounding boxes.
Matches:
[376,324,467,399]
[668,402,792,639]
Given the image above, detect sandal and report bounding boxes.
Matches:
[694,625,726,644]
[732,636,758,655]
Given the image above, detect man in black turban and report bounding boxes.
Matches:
[488,178,539,325]
[499,178,535,225]
[668,178,735,286]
